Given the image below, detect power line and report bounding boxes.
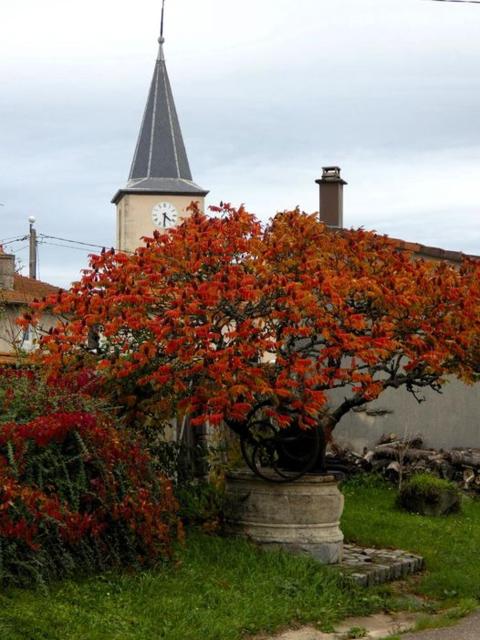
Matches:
[40,239,136,256]
[38,234,136,255]
[5,230,136,265]
[11,243,29,253]
[0,234,26,244]
[1,236,28,247]
[41,240,135,256]
[38,234,110,251]
[39,240,99,253]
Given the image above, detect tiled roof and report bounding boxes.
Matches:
[329,225,478,264]
[389,236,478,264]
[0,274,59,305]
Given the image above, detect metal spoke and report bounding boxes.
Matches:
[239,413,323,483]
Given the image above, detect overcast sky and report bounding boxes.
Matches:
[1,0,480,287]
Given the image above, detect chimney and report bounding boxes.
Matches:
[0,251,15,290]
[316,166,347,228]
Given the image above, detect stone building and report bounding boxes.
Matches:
[0,249,58,363]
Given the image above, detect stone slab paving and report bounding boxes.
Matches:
[257,611,480,640]
[255,612,419,640]
[340,544,425,586]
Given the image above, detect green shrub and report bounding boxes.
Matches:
[176,481,226,531]
[398,473,461,516]
[0,367,105,424]
[138,421,229,530]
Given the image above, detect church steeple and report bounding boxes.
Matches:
[127,34,195,186]
[113,3,208,252]
[112,2,208,209]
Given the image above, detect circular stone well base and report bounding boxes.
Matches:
[225,469,344,565]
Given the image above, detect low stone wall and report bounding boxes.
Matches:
[225,469,344,564]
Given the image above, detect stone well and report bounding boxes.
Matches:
[225,469,344,564]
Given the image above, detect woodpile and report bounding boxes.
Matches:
[327,434,480,493]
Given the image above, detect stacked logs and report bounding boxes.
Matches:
[327,434,480,493]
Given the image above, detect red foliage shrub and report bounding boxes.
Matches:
[0,409,181,588]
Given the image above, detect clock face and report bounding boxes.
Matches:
[152,202,178,229]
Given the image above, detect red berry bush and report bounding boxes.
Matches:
[0,372,181,588]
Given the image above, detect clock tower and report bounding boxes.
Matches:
[112,6,208,253]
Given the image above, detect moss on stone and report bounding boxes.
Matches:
[398,473,461,516]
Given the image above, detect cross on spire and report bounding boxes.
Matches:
[158,0,166,60]
[160,0,166,41]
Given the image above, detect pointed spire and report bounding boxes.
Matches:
[113,1,208,202]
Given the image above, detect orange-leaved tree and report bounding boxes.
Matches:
[24,205,480,466]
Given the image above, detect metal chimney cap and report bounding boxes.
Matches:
[316,166,347,185]
[323,166,341,177]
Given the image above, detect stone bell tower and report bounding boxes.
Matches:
[112,3,209,253]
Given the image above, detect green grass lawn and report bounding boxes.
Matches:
[341,476,480,603]
[0,533,380,640]
[1,477,479,640]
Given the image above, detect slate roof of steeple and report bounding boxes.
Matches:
[112,38,208,204]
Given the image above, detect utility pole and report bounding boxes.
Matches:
[28,216,37,280]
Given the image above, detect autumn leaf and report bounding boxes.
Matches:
[24,203,480,435]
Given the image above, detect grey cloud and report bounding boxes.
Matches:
[2,0,480,287]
